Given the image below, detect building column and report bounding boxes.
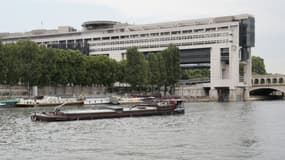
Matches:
[210,47,221,87]
[244,87,251,101]
[229,89,237,102]
[209,88,218,101]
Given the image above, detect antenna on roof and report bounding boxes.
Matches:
[41,20,44,29]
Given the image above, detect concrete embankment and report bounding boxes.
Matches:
[1,85,213,102]
[0,85,109,99]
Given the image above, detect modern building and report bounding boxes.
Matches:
[0,14,255,101]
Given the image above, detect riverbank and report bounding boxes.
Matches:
[1,85,284,102]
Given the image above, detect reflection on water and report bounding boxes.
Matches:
[1,101,285,160]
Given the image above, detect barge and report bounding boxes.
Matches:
[31,99,184,122]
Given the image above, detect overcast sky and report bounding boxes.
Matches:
[1,0,284,74]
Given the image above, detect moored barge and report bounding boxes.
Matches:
[31,99,184,122]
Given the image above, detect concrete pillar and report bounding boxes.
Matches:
[32,86,38,97]
[210,47,221,87]
[209,88,218,101]
[230,46,240,85]
[229,89,237,102]
[244,87,251,101]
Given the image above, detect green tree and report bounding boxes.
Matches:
[96,55,117,87]
[38,46,57,86]
[157,54,167,89]
[3,43,22,86]
[161,44,181,95]
[16,40,42,86]
[126,47,148,90]
[116,60,128,84]
[85,56,99,86]
[148,53,161,92]
[0,42,5,84]
[252,56,266,75]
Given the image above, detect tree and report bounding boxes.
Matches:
[252,56,266,75]
[148,53,161,92]
[95,55,117,87]
[126,47,148,90]
[38,46,57,86]
[116,60,128,84]
[161,44,181,95]
[85,56,99,86]
[157,53,167,89]
[16,40,42,86]
[3,43,22,86]
[0,42,5,84]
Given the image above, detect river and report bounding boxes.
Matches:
[1,101,285,160]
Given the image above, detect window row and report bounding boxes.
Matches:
[94,26,230,41]
[89,32,230,47]
[90,39,229,52]
[253,78,284,84]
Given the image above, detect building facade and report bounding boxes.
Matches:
[0,14,255,101]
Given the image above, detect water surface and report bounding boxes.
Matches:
[1,101,285,160]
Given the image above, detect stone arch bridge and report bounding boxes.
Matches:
[250,74,285,97]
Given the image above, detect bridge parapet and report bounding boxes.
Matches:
[252,74,285,87]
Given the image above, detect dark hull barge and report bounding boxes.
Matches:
[31,100,184,122]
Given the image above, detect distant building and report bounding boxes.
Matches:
[1,14,255,101]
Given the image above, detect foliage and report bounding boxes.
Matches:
[252,56,266,75]
[161,44,181,94]
[0,40,182,95]
[147,53,160,88]
[0,40,121,87]
[126,47,148,89]
[182,68,210,79]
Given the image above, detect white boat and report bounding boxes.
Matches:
[16,96,83,107]
[83,97,110,105]
[110,96,144,105]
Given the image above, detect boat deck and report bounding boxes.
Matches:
[62,106,157,114]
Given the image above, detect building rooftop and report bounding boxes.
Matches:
[0,14,254,40]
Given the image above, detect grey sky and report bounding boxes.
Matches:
[1,0,284,74]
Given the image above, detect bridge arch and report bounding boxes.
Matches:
[249,86,285,97]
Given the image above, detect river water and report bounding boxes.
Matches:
[1,101,285,160]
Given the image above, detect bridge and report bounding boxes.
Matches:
[250,74,285,98]
[178,74,285,101]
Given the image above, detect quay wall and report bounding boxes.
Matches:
[0,85,110,99]
[0,84,211,101]
[2,84,248,102]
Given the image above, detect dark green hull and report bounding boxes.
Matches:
[0,99,18,108]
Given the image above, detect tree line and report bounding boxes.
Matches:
[0,40,181,95]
